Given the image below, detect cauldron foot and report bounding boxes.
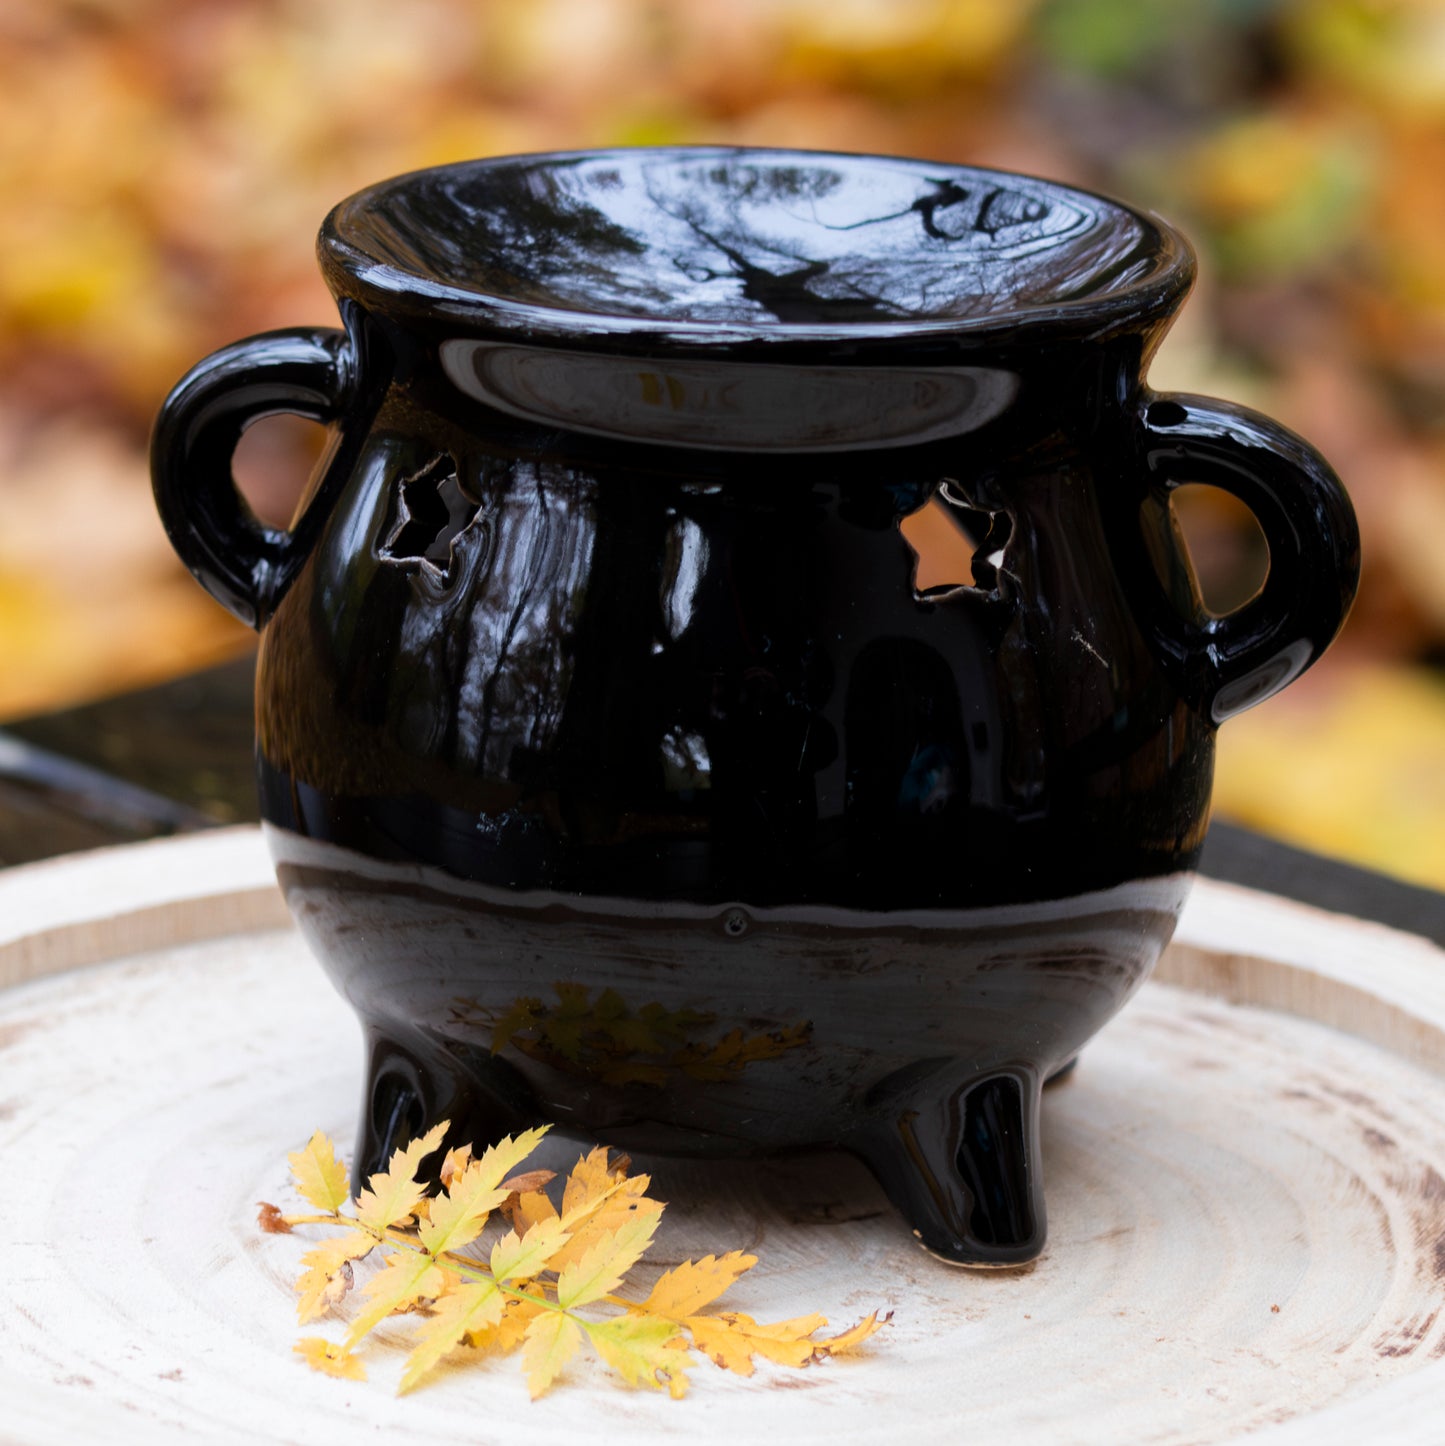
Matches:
[852,1067,1046,1268]
[1045,1054,1080,1086]
[353,1021,539,1188]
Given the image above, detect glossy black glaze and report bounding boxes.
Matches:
[152,148,1361,1266]
[318,148,1183,347]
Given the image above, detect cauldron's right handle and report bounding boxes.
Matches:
[1136,393,1361,722]
[151,327,353,630]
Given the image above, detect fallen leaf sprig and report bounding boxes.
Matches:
[260,1122,889,1399]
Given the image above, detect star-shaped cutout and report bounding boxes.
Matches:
[902,479,1013,601]
[382,457,479,580]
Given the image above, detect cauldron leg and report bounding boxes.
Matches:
[1045,1054,1080,1086]
[353,1021,538,1188]
[852,1067,1046,1267]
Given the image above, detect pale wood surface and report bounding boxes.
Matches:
[1,829,1442,1444]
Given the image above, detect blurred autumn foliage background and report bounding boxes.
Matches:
[3,0,1444,884]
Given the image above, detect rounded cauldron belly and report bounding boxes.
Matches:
[267,826,1188,1265]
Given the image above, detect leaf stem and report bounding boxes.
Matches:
[281,1208,633,1316]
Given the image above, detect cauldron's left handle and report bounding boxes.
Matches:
[1136,393,1361,722]
[151,327,353,629]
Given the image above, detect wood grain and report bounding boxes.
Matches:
[0,832,1441,1444]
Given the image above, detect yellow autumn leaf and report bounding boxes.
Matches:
[294,1336,367,1381]
[503,1182,560,1238]
[584,1315,691,1397]
[296,1230,378,1324]
[556,1211,662,1309]
[522,1310,583,1398]
[418,1125,550,1256]
[467,1297,546,1354]
[438,1143,472,1190]
[270,1121,888,1398]
[685,1312,827,1375]
[490,1216,572,1283]
[641,1251,757,1319]
[727,1312,830,1364]
[553,1174,628,1233]
[675,1315,754,1376]
[353,1121,449,1233]
[287,1131,351,1214]
[814,1310,891,1355]
[546,1191,665,1272]
[548,1167,663,1273]
[399,1280,504,1393]
[343,1250,450,1348]
[499,1168,556,1197]
[560,1145,626,1214]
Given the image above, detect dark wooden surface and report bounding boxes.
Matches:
[3,652,1443,948]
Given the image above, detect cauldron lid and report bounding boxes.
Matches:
[320,146,1193,351]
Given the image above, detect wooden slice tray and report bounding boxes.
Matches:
[2,828,1443,1444]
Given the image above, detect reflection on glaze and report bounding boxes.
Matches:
[440,342,1020,451]
[448,983,814,1089]
[331,151,1157,330]
[659,512,706,643]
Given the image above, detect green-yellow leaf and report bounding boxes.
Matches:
[640,1251,757,1319]
[489,1215,571,1283]
[417,1125,550,1256]
[584,1314,691,1397]
[399,1280,504,1393]
[522,1309,583,1398]
[469,1126,551,1193]
[343,1249,450,1348]
[556,1211,661,1309]
[295,1229,377,1324]
[287,1131,351,1214]
[294,1336,367,1380]
[353,1121,449,1233]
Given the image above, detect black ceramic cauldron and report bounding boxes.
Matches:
[152,148,1359,1266]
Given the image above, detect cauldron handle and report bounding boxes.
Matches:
[151,328,353,629]
[1136,393,1361,722]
